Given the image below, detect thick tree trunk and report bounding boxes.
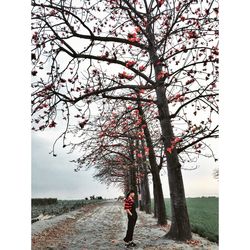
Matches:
[155,85,192,240]
[124,169,130,195]
[146,24,192,237]
[151,170,166,224]
[137,178,143,211]
[140,139,151,214]
[142,167,151,214]
[140,178,145,211]
[153,178,158,218]
[128,139,138,206]
[128,165,138,206]
[165,166,191,240]
[137,100,167,225]
[135,139,144,211]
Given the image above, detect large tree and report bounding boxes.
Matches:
[31,0,218,241]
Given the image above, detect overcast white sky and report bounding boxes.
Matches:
[32,126,218,199]
[32,131,123,199]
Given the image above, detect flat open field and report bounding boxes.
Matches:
[32,199,103,219]
[152,197,218,242]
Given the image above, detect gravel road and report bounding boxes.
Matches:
[32,200,218,250]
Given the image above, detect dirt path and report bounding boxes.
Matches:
[32,200,218,250]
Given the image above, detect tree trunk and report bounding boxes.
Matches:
[128,139,138,206]
[137,177,143,211]
[140,139,151,214]
[139,177,145,211]
[135,139,144,211]
[151,169,166,225]
[166,165,191,240]
[137,100,167,225]
[153,178,158,218]
[146,24,192,237]
[124,169,130,195]
[142,166,151,214]
[155,85,192,240]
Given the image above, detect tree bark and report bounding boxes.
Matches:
[135,139,144,211]
[139,139,151,213]
[146,19,192,237]
[153,177,158,218]
[137,100,167,225]
[128,139,138,206]
[124,169,130,195]
[155,85,192,240]
[142,165,151,214]
[139,177,145,211]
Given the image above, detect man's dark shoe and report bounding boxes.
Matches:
[128,242,137,247]
[125,242,130,248]
[124,240,131,248]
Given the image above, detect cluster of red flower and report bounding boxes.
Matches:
[157,0,165,7]
[127,32,140,43]
[139,65,146,71]
[144,146,149,156]
[187,30,199,39]
[166,137,183,154]
[49,120,57,128]
[118,71,134,80]
[125,60,136,68]
[186,78,195,85]
[171,93,187,102]
[157,70,168,80]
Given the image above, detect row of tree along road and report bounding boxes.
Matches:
[31,0,219,241]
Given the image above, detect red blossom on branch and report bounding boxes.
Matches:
[180,16,186,21]
[176,3,181,11]
[99,131,105,138]
[49,10,57,16]
[166,137,183,154]
[144,146,149,155]
[187,31,199,39]
[173,137,183,144]
[127,32,140,43]
[169,93,188,103]
[166,146,174,154]
[157,0,165,7]
[49,121,57,128]
[139,65,146,71]
[125,60,136,68]
[186,79,195,85]
[157,71,168,80]
[118,71,134,80]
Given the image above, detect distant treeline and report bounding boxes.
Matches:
[32,196,104,206]
[32,198,58,206]
[86,195,103,200]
